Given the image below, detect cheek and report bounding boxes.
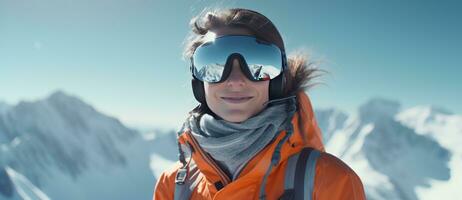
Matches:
[204,82,217,95]
[204,83,220,104]
[255,81,270,101]
[203,83,211,99]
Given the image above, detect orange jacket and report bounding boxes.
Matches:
[154,92,366,200]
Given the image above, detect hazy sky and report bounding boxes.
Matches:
[1,0,461,129]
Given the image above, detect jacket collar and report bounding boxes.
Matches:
[177,91,324,190]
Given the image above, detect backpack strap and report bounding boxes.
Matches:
[174,162,201,200]
[280,147,321,200]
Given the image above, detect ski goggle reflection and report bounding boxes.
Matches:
[191,35,285,83]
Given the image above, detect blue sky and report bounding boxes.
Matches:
[1,0,461,129]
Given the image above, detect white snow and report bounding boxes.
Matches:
[0,91,157,200]
[323,102,461,200]
[397,106,462,200]
[326,119,399,199]
[150,153,176,179]
[326,114,360,156]
[5,166,51,200]
[1,91,460,200]
[141,130,158,141]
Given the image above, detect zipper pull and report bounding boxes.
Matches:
[175,167,188,185]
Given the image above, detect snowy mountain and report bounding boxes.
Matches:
[314,108,348,144]
[2,91,459,200]
[315,98,460,200]
[0,91,166,200]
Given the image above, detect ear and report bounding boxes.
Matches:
[269,72,285,100]
[192,78,206,104]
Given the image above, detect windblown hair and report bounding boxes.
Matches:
[184,8,326,117]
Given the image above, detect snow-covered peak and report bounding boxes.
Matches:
[0,90,139,187]
[317,98,458,200]
[398,105,453,119]
[314,108,348,143]
[47,90,83,104]
[396,104,462,157]
[359,98,401,123]
[46,90,100,118]
[315,108,348,122]
[0,91,175,200]
[396,106,454,132]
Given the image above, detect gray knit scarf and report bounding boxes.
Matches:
[187,96,297,180]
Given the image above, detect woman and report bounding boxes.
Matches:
[154,8,366,200]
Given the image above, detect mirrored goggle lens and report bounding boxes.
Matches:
[192,36,283,83]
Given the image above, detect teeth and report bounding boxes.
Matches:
[223,97,250,100]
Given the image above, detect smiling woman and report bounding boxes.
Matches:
[153,8,366,200]
[197,27,274,123]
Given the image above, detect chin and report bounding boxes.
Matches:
[223,114,251,123]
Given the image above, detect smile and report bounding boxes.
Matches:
[221,97,253,104]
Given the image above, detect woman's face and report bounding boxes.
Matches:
[204,28,270,123]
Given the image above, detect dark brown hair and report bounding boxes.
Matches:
[184,8,326,118]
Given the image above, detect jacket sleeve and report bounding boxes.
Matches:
[153,163,182,200]
[313,153,366,200]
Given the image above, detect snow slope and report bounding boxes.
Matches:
[0,91,160,200]
[1,90,459,200]
[316,98,458,200]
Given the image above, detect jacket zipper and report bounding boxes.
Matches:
[187,132,231,186]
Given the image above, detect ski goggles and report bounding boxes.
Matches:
[191,35,286,83]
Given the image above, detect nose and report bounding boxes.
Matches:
[225,59,247,87]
